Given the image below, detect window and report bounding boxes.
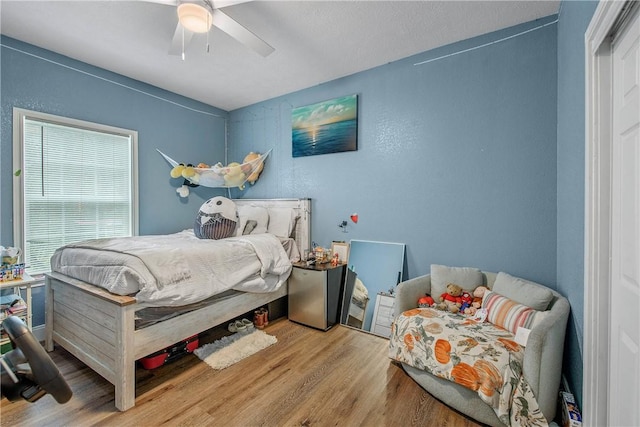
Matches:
[13,109,138,274]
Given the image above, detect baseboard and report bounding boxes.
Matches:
[33,324,45,343]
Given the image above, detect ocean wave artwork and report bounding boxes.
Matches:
[292,94,358,157]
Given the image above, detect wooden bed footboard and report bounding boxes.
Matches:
[45,272,287,411]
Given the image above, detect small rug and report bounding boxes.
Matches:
[194,330,277,370]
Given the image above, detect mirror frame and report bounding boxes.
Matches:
[339,240,406,333]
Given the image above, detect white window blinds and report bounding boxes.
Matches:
[15,110,138,274]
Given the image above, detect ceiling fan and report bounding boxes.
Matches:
[144,0,275,57]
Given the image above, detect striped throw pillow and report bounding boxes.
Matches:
[482,291,541,334]
[194,214,237,240]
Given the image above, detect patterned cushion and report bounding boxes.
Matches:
[194,215,237,239]
[482,291,541,334]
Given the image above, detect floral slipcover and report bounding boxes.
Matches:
[389,308,548,427]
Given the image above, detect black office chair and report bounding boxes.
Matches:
[0,316,72,404]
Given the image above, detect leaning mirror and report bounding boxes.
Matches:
[339,240,405,337]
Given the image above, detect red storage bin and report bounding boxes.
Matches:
[139,335,199,369]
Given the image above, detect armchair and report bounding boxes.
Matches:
[393,271,570,426]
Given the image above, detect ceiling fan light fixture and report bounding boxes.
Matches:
[177,3,212,33]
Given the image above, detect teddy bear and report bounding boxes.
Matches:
[437,283,465,313]
[463,285,489,316]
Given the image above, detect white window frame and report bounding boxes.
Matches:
[12,108,139,273]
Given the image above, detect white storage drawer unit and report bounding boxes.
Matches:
[370,292,395,338]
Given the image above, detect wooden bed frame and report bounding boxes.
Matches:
[44,198,311,411]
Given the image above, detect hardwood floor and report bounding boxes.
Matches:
[1,319,482,426]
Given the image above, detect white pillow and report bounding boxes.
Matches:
[267,207,297,238]
[235,205,269,236]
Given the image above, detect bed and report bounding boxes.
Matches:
[44,198,311,411]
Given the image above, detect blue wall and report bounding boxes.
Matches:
[228,17,559,287]
[1,36,229,245]
[2,6,596,408]
[1,36,229,326]
[556,0,598,409]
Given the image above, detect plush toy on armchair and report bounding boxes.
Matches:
[463,285,489,316]
[436,283,465,313]
[418,294,435,308]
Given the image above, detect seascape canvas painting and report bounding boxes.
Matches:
[292,94,358,157]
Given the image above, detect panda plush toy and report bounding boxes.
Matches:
[194,196,238,240]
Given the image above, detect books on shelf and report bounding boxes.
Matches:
[0,290,29,353]
[0,293,27,327]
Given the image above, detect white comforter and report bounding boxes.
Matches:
[50,231,292,307]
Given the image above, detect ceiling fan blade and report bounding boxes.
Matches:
[210,0,252,8]
[168,23,194,56]
[140,0,179,5]
[143,0,247,7]
[211,9,274,57]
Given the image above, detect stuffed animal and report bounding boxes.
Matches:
[243,152,264,184]
[194,196,238,240]
[463,305,477,316]
[170,163,185,178]
[472,286,489,309]
[458,290,472,312]
[437,283,465,313]
[170,163,201,195]
[460,301,471,314]
[460,290,472,305]
[176,184,190,198]
[182,164,196,179]
[418,294,435,308]
[192,163,209,183]
[223,162,247,190]
[464,285,489,316]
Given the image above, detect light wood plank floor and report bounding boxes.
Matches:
[1,319,483,426]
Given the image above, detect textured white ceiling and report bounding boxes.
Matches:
[0,1,560,111]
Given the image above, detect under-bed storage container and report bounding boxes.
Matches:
[139,335,199,369]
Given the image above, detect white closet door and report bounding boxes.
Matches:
[610,7,640,427]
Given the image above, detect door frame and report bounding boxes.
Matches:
[584,1,628,425]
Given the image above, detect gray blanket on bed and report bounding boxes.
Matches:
[51,231,292,307]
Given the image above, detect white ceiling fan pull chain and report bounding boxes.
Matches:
[181,26,186,61]
[206,12,211,54]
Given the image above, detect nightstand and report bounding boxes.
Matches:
[288,262,345,331]
[1,273,37,353]
[370,292,395,338]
